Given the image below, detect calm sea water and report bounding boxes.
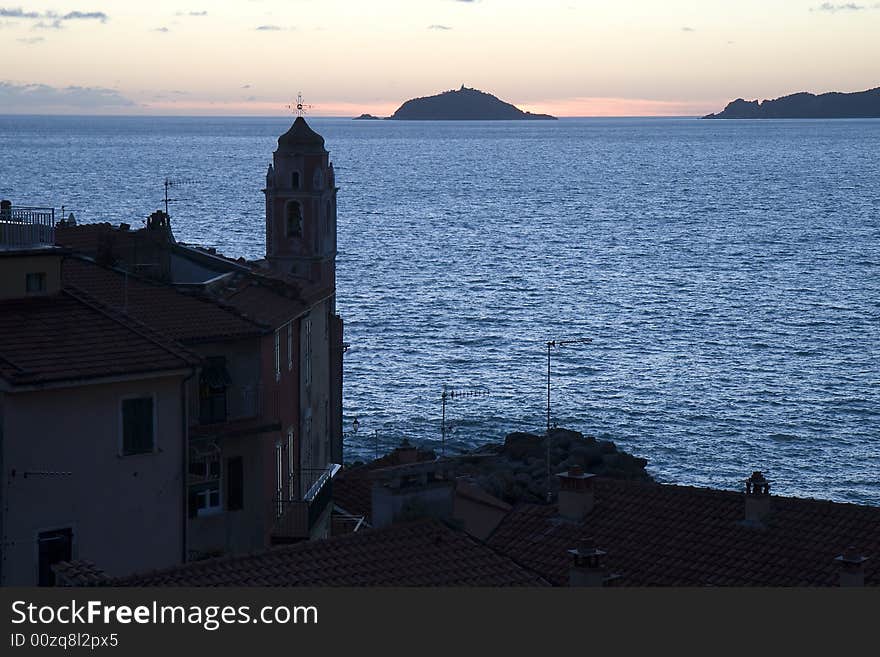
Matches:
[1,115,878,505]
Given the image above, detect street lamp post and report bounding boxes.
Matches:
[341,416,359,455]
[545,338,592,500]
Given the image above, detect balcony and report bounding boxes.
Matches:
[0,202,55,249]
[270,464,341,544]
[191,382,281,438]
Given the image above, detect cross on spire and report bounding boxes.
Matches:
[287,92,312,117]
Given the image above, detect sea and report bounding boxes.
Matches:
[1,115,878,505]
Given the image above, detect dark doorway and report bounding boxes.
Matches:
[38,528,73,586]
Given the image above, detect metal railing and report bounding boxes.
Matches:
[0,205,55,248]
[195,382,280,427]
[270,464,340,541]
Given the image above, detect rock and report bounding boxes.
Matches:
[502,432,545,461]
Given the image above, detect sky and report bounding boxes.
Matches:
[1,0,879,116]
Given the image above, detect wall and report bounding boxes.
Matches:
[0,252,61,299]
[186,335,284,557]
[0,375,185,585]
[299,300,335,496]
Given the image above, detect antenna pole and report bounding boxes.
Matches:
[441,387,447,458]
[544,337,593,501]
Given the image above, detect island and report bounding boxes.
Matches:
[353,113,383,120]
[704,86,880,119]
[387,85,556,120]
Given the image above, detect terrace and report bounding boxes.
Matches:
[0,201,55,250]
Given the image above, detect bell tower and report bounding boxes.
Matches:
[264,116,337,289]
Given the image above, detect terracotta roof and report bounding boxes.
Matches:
[54,222,112,254]
[57,225,314,330]
[217,278,309,327]
[62,257,264,343]
[112,519,547,586]
[0,288,198,387]
[332,470,373,521]
[487,478,880,586]
[334,447,438,522]
[456,479,512,512]
[52,560,109,587]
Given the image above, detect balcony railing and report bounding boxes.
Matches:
[270,464,341,543]
[195,382,280,428]
[0,205,55,249]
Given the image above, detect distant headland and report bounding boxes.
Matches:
[704,86,880,119]
[353,86,556,121]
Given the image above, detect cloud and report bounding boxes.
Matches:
[176,10,207,16]
[241,84,252,89]
[812,2,880,10]
[255,24,282,30]
[62,11,107,22]
[428,24,452,30]
[0,8,39,18]
[0,7,108,26]
[17,36,43,43]
[0,81,135,112]
[681,26,695,32]
[153,27,169,32]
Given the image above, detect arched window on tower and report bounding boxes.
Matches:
[286,201,303,237]
[291,171,300,189]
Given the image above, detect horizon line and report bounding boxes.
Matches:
[0,113,706,120]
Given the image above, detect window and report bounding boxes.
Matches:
[287,429,295,499]
[274,441,284,516]
[121,397,154,455]
[38,528,73,586]
[25,272,47,294]
[194,487,221,517]
[287,323,293,371]
[226,457,244,511]
[189,445,221,517]
[199,356,229,424]
[303,318,312,389]
[291,171,300,189]
[189,450,220,479]
[274,329,281,382]
[285,201,302,237]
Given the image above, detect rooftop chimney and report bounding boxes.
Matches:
[557,465,595,521]
[835,547,868,587]
[392,439,419,465]
[743,471,771,527]
[568,538,607,587]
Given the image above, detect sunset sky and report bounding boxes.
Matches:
[1,0,879,116]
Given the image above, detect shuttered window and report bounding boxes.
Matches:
[122,397,154,455]
[227,457,244,511]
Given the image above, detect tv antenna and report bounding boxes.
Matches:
[440,385,490,458]
[162,177,201,217]
[287,92,313,117]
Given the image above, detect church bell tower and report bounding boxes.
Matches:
[264,116,337,289]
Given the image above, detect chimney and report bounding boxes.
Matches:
[392,439,419,465]
[557,465,595,521]
[835,547,868,587]
[568,538,607,587]
[744,471,771,526]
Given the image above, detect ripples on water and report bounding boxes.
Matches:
[1,116,877,504]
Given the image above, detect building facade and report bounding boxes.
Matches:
[0,218,198,584]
